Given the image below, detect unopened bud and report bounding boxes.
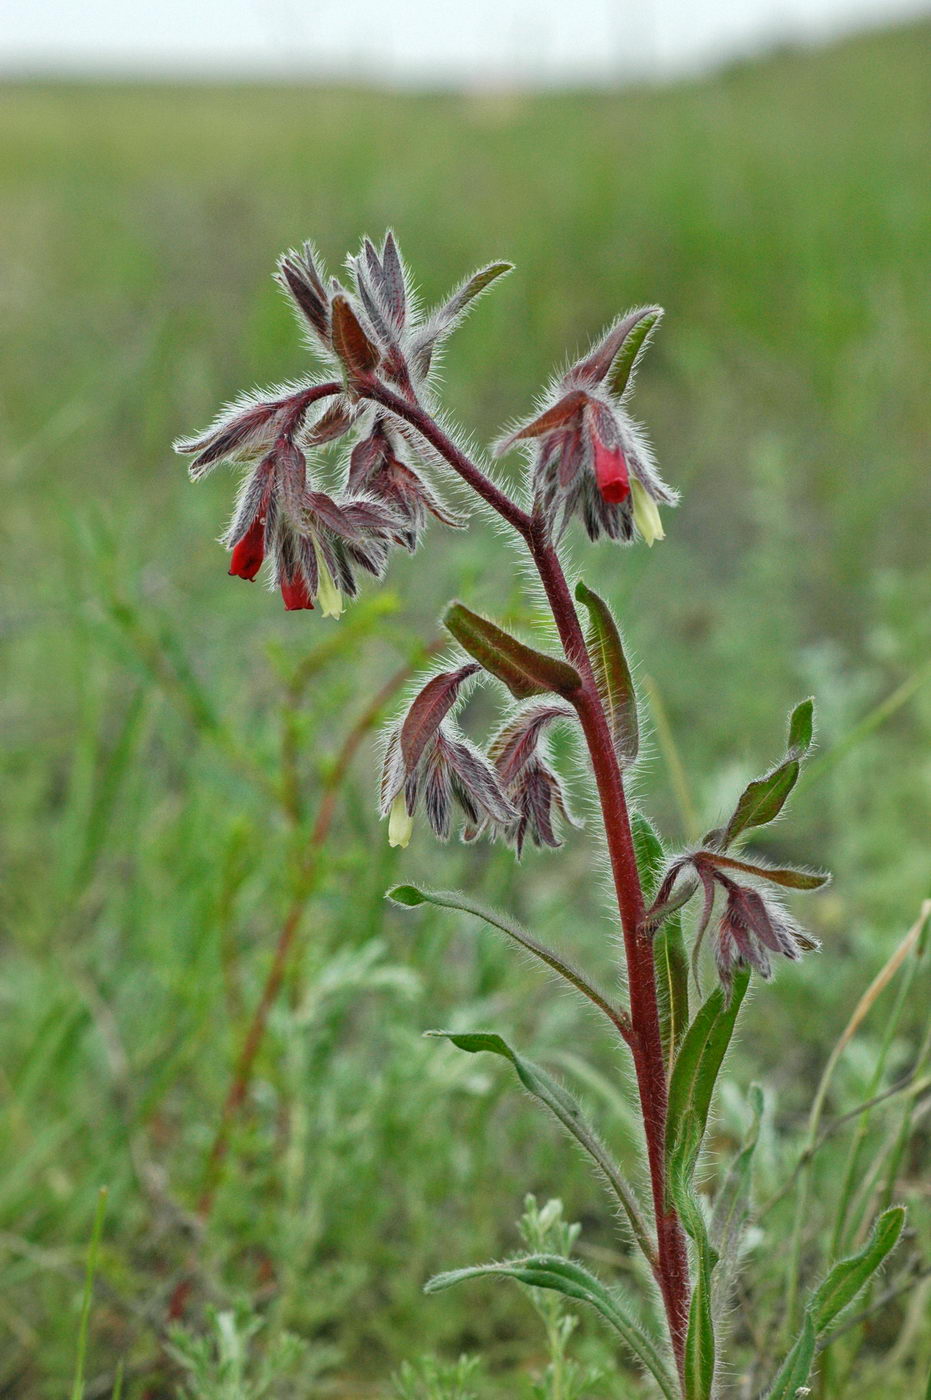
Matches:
[631,479,664,546]
[388,792,414,848]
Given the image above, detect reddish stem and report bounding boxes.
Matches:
[530,526,691,1364]
[364,378,691,1370]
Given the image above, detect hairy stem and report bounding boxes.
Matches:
[363,376,691,1370]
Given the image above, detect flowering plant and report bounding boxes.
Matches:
[177,233,905,1397]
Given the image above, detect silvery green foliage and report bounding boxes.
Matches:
[392,1352,484,1400]
[167,1308,313,1400]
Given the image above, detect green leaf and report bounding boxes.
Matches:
[444,603,582,701]
[427,1030,653,1263]
[389,885,627,1034]
[386,884,426,907]
[666,1114,717,1400]
[711,1084,764,1256]
[608,307,663,399]
[426,1254,678,1400]
[788,697,815,756]
[722,761,800,847]
[720,699,817,848]
[632,813,690,1066]
[632,810,665,902]
[655,917,690,1070]
[810,1206,905,1332]
[764,1207,905,1398]
[666,968,750,1169]
[765,1312,817,1400]
[575,581,638,763]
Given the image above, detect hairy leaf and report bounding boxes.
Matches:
[388,885,626,1033]
[444,603,582,701]
[426,1029,652,1260]
[608,307,663,399]
[575,581,638,763]
[720,699,816,848]
[701,851,829,890]
[331,295,379,378]
[399,664,480,772]
[426,1254,677,1400]
[666,968,750,1169]
[764,1207,905,1398]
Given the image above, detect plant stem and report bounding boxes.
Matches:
[363,377,691,1371]
[530,525,690,1366]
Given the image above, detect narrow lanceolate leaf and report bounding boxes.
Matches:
[666,968,750,1168]
[425,1030,653,1264]
[425,1254,678,1400]
[632,813,689,1067]
[399,665,480,772]
[444,603,582,701]
[575,581,639,763]
[700,852,830,890]
[388,885,628,1035]
[330,295,379,378]
[720,699,816,848]
[438,261,514,328]
[810,1206,905,1332]
[667,1114,717,1400]
[608,307,663,400]
[764,1208,905,1399]
[764,1313,817,1400]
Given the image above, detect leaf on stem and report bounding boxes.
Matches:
[425,1253,678,1400]
[666,968,751,1168]
[444,603,582,701]
[575,581,639,763]
[425,1029,653,1263]
[715,698,816,849]
[387,884,628,1034]
[765,1207,905,1398]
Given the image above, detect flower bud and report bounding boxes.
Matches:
[630,479,664,546]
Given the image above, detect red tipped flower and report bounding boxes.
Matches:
[494,306,675,543]
[592,439,630,505]
[280,571,314,611]
[228,513,267,581]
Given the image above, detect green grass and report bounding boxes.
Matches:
[1,21,930,1397]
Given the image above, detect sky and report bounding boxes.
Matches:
[2,0,929,82]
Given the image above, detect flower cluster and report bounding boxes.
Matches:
[468,702,579,856]
[174,233,510,610]
[495,308,677,544]
[380,665,517,848]
[648,847,821,990]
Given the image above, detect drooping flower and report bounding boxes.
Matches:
[184,423,399,613]
[380,665,517,846]
[494,307,677,543]
[646,846,822,992]
[468,702,580,857]
[714,880,818,988]
[348,416,466,551]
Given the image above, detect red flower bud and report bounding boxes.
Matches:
[593,441,630,505]
[280,572,314,611]
[228,515,266,581]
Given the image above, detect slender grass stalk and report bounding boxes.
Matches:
[69,1187,107,1400]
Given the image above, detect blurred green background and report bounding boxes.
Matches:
[1,20,930,1397]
